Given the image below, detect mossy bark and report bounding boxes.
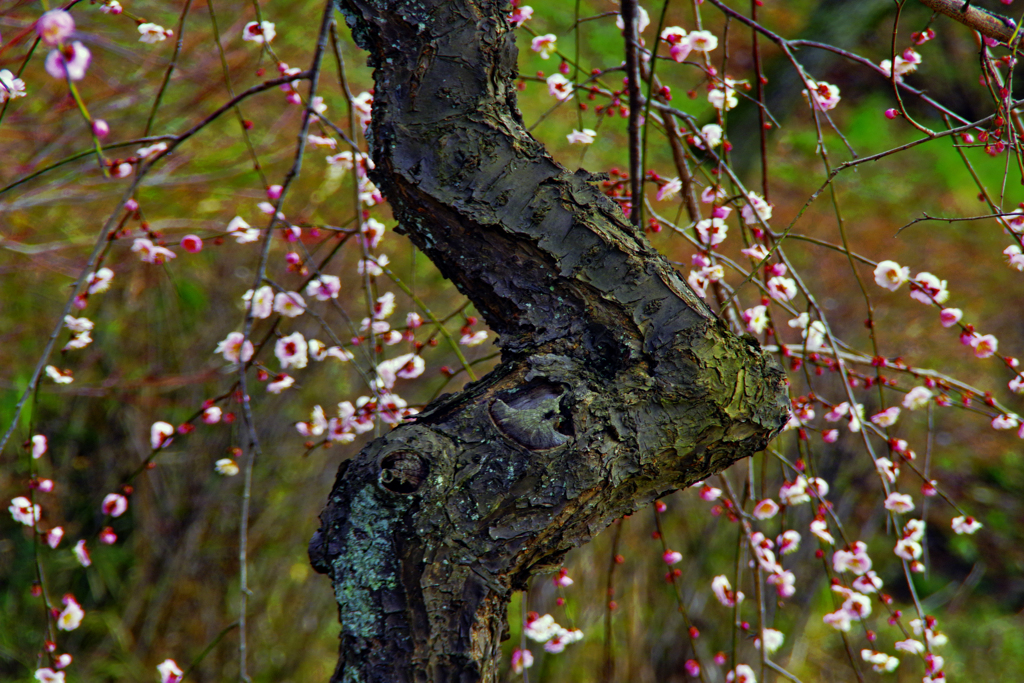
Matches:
[310,1,790,680]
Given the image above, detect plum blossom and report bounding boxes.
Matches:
[275,332,309,369]
[992,414,1020,430]
[766,276,797,302]
[202,406,222,424]
[725,664,756,683]
[777,530,800,555]
[853,571,884,594]
[243,21,276,44]
[226,216,260,243]
[969,333,998,358]
[151,421,174,449]
[755,628,784,654]
[833,542,872,575]
[511,648,534,673]
[566,128,596,144]
[871,406,900,427]
[1010,374,1024,394]
[741,192,772,225]
[57,594,84,631]
[708,80,739,111]
[510,6,533,26]
[273,291,305,317]
[779,476,810,506]
[894,537,922,560]
[9,496,40,526]
[884,492,914,513]
[743,305,769,335]
[909,272,949,304]
[461,330,489,346]
[951,515,982,534]
[546,73,573,101]
[1004,245,1024,271]
[138,23,172,43]
[902,386,932,410]
[810,517,834,545]
[711,575,744,606]
[359,254,389,276]
[693,123,723,149]
[688,30,718,52]
[38,10,75,47]
[531,34,557,59]
[131,238,176,264]
[102,493,128,517]
[306,275,341,301]
[34,668,65,683]
[243,286,274,319]
[267,374,294,393]
[615,6,650,33]
[215,332,254,363]
[663,549,683,564]
[695,217,727,246]
[767,569,796,598]
[46,527,65,550]
[803,80,841,111]
[157,659,183,683]
[215,458,238,475]
[823,608,852,632]
[0,70,27,103]
[87,267,114,294]
[45,42,91,81]
[656,177,682,201]
[861,650,899,673]
[873,260,909,291]
[875,457,899,484]
[895,638,925,654]
[45,366,74,384]
[73,539,91,566]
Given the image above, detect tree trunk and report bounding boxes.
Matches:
[309,1,790,680]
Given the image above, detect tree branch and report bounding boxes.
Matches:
[918,0,1020,45]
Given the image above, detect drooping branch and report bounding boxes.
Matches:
[310,1,790,681]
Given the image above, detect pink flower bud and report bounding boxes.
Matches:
[286,92,301,105]
[181,235,203,253]
[125,198,139,212]
[663,549,683,564]
[267,184,283,200]
[884,108,898,119]
[92,119,109,138]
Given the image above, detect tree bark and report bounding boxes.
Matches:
[309,1,790,681]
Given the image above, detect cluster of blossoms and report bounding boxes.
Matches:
[659,26,719,63]
[523,612,584,654]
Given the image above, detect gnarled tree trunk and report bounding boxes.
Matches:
[309,1,790,680]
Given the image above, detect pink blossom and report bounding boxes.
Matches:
[725,664,755,683]
[873,260,909,291]
[47,527,64,548]
[884,492,914,513]
[546,73,573,101]
[157,659,183,683]
[531,34,557,59]
[509,6,533,26]
[852,571,883,593]
[684,659,700,677]
[460,330,488,346]
[687,30,717,52]
[99,527,117,544]
[894,537,922,560]
[875,457,899,483]
[31,434,47,459]
[938,307,962,327]
[34,668,65,683]
[87,268,114,294]
[663,549,683,564]
[766,276,797,302]
[969,333,998,358]
[870,406,900,427]
[57,594,84,631]
[695,217,727,245]
[656,177,682,201]
[615,7,651,33]
[226,216,259,243]
[37,10,75,47]
[566,128,596,144]
[742,305,769,335]
[0,69,27,103]
[267,374,294,393]
[699,484,722,501]
[822,429,839,443]
[777,530,800,555]
[753,498,779,520]
[909,272,949,304]
[306,275,342,301]
[511,648,534,673]
[102,493,128,517]
[131,238,176,264]
[810,517,834,545]
[741,192,772,225]
[804,79,841,111]
[823,608,852,631]
[151,421,174,449]
[215,332,254,363]
[951,515,982,534]
[1004,245,1024,271]
[138,23,172,43]
[767,569,795,597]
[273,291,306,317]
[73,539,91,566]
[711,575,744,606]
[242,21,276,44]
[992,414,1020,430]
[275,332,309,369]
[9,496,40,526]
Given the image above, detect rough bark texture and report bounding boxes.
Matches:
[309,1,790,681]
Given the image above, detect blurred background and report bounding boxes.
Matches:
[1,0,1023,681]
